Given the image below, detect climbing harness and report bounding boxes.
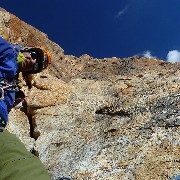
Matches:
[0,78,19,100]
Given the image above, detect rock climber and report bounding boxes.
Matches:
[0,36,51,179]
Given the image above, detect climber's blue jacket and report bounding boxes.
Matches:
[0,37,19,127]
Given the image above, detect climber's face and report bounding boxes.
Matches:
[20,51,37,71]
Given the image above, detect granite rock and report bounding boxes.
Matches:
[1,8,180,180]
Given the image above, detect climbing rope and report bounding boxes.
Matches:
[0,78,19,100]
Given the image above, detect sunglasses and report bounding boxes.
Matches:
[29,51,39,71]
[29,51,38,60]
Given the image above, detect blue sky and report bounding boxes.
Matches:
[1,0,180,62]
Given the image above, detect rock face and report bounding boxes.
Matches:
[1,8,180,180]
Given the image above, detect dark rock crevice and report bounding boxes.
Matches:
[95,106,131,117]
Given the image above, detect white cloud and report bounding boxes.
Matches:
[167,50,180,63]
[143,51,156,58]
[115,7,128,18]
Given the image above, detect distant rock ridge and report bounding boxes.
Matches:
[1,8,180,180]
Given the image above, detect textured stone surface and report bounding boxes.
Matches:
[1,8,180,180]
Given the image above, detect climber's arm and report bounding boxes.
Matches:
[0,36,18,78]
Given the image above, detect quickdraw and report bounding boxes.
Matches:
[0,78,19,100]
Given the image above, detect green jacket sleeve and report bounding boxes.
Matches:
[0,128,50,180]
